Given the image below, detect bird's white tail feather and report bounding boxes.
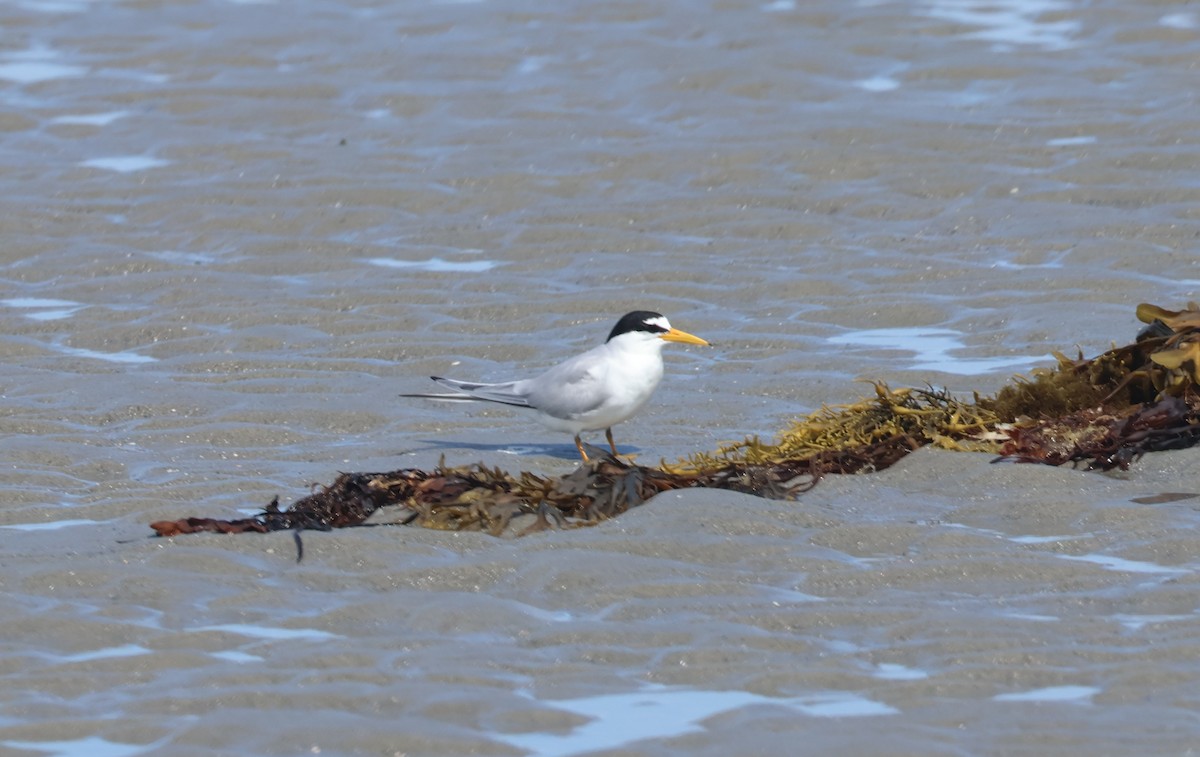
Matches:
[399,376,532,408]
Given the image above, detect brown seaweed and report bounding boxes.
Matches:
[148,453,819,543]
[995,395,1200,470]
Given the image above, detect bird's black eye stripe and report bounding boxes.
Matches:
[607,310,668,342]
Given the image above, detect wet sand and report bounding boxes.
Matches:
[5,449,1200,755]
[2,0,1200,753]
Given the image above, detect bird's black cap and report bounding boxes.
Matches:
[607,311,668,342]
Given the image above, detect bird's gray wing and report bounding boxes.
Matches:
[521,349,608,420]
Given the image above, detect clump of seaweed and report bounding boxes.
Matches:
[669,383,1000,476]
[150,455,723,544]
[149,302,1200,544]
[985,302,1200,469]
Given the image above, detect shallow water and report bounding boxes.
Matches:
[1,0,1199,754]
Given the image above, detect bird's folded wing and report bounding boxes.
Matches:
[524,360,606,420]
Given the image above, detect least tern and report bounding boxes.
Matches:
[402,311,710,462]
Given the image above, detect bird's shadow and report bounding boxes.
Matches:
[406,439,641,461]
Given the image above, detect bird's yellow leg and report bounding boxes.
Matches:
[605,428,619,457]
[574,434,590,463]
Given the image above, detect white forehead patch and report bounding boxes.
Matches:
[645,315,671,331]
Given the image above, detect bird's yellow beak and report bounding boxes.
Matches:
[661,327,710,346]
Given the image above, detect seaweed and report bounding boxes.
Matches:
[149,302,1200,542]
[994,395,1200,469]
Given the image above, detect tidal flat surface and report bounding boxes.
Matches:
[1,0,1198,754]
